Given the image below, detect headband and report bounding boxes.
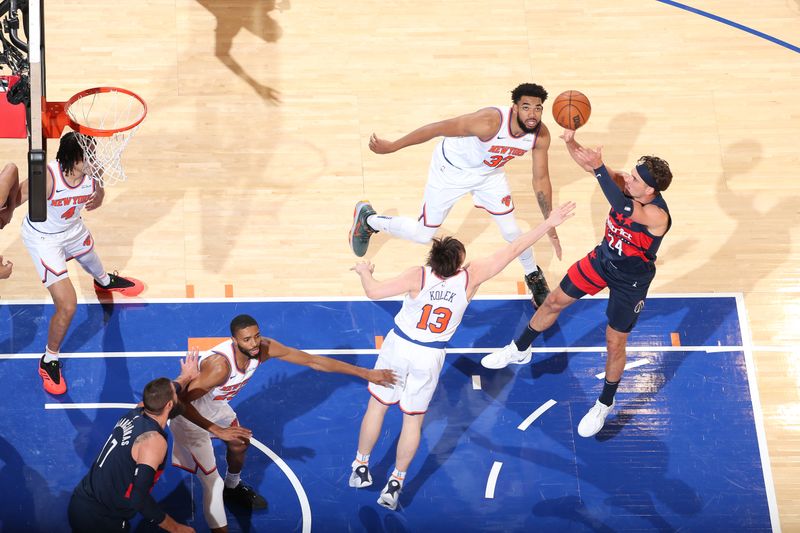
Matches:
[636,163,658,191]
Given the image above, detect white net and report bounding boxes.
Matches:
[65,88,146,187]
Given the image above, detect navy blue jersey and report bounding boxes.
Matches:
[73,407,167,520]
[597,194,671,273]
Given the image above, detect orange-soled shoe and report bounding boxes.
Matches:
[94,272,145,297]
[39,355,67,395]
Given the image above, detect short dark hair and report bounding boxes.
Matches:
[511,83,548,104]
[638,155,673,192]
[426,236,466,278]
[230,314,258,336]
[142,377,174,415]
[56,132,85,174]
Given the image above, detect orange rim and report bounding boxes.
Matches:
[64,86,147,137]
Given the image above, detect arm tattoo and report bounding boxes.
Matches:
[536,191,551,217]
[134,431,157,446]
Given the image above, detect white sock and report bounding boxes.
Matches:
[43,347,59,363]
[224,471,241,489]
[390,468,406,485]
[199,470,227,529]
[353,452,370,468]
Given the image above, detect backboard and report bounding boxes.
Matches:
[0,0,47,222]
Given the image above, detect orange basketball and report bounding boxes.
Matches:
[552,90,591,130]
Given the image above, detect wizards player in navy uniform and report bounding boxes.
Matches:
[68,354,199,533]
[482,128,673,438]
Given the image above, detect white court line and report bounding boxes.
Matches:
[0,345,754,360]
[595,358,651,380]
[471,375,482,390]
[484,461,503,499]
[517,399,557,431]
[250,438,312,533]
[0,291,749,305]
[44,403,312,533]
[46,403,137,410]
[735,294,781,532]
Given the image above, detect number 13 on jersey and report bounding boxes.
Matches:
[416,304,452,333]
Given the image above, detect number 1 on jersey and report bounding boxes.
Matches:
[416,304,452,334]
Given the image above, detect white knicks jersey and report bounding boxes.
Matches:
[438,106,540,177]
[197,339,260,404]
[394,266,470,344]
[26,160,96,234]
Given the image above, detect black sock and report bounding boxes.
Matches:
[599,379,620,406]
[514,325,541,350]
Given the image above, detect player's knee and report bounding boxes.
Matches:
[411,227,435,245]
[57,299,77,317]
[227,439,249,454]
[1,162,18,177]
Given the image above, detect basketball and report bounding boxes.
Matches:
[552,90,591,130]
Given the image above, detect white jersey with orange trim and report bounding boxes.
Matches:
[196,339,260,406]
[438,106,540,177]
[26,160,95,234]
[393,266,470,344]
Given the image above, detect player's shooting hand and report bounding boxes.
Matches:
[574,145,603,171]
[214,425,253,444]
[367,368,398,388]
[559,129,576,143]
[350,261,375,275]
[368,133,396,155]
[0,256,12,279]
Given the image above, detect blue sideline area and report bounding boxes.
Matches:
[0,296,773,532]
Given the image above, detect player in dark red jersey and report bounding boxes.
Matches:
[67,353,199,533]
[482,128,673,438]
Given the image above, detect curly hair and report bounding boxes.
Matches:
[637,155,673,192]
[56,132,85,175]
[511,83,548,104]
[426,236,466,278]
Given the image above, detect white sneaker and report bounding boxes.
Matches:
[577,399,615,437]
[349,463,372,488]
[377,478,402,510]
[480,341,532,370]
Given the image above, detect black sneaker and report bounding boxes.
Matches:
[348,200,377,257]
[223,482,268,511]
[524,267,550,308]
[94,272,144,297]
[377,479,402,511]
[39,355,67,395]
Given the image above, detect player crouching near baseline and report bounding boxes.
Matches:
[349,201,576,510]
[68,353,199,533]
[170,314,397,532]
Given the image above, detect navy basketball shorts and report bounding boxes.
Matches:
[559,250,655,333]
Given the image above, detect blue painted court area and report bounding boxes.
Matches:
[0,295,775,532]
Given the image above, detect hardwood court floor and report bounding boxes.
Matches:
[0,0,798,529]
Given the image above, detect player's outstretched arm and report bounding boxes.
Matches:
[263,337,397,387]
[131,432,195,533]
[173,349,200,391]
[351,262,422,300]
[368,107,502,154]
[467,201,576,290]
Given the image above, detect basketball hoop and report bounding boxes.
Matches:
[45,87,147,187]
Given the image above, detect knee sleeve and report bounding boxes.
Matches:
[198,469,227,529]
[370,214,436,245]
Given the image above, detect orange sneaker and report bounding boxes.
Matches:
[94,272,145,297]
[39,356,67,395]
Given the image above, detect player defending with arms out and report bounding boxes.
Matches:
[349,201,576,510]
[68,353,199,533]
[482,129,673,438]
[170,315,397,533]
[349,83,562,308]
[17,132,144,395]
